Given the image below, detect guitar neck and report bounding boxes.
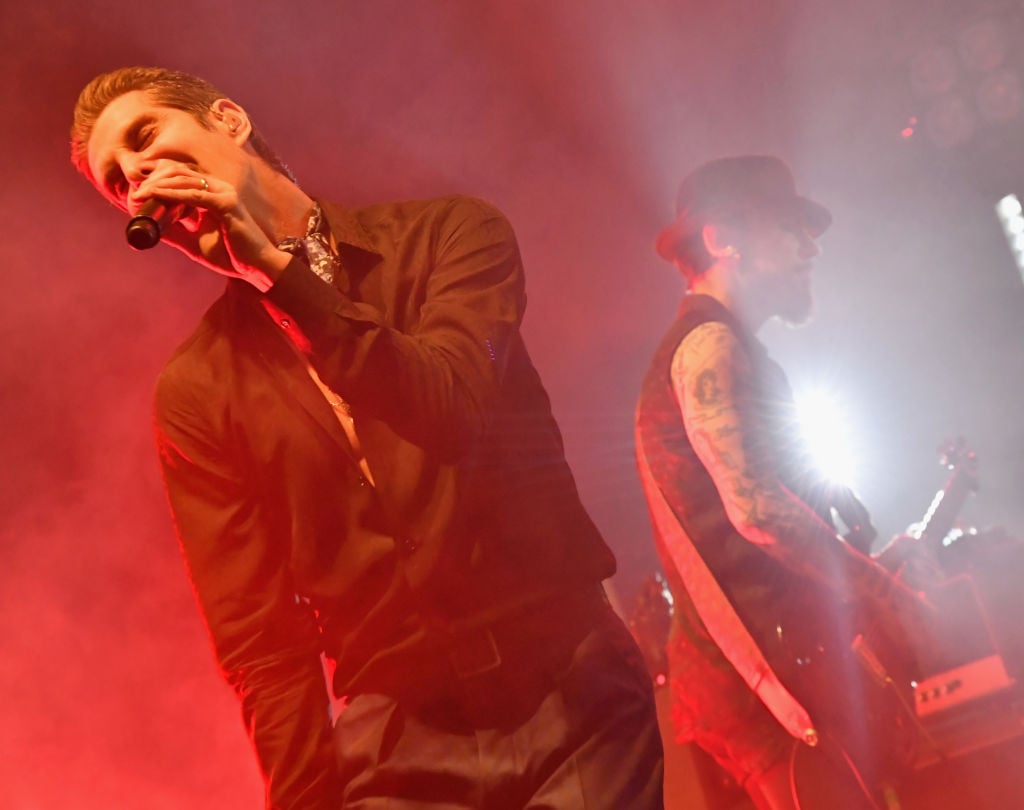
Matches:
[918,471,974,549]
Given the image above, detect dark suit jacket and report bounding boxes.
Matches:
[154,195,615,809]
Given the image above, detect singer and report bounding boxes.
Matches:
[69,67,663,810]
[635,156,940,809]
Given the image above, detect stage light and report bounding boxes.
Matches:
[976,68,1024,124]
[995,194,1024,284]
[904,13,1024,148]
[909,45,960,98]
[957,17,1007,75]
[794,387,859,487]
[924,93,977,148]
[995,194,1024,235]
[996,194,1022,219]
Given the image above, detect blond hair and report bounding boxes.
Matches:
[70,66,293,181]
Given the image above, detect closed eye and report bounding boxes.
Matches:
[135,124,155,150]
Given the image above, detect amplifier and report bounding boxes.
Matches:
[912,654,1024,768]
[915,654,1015,718]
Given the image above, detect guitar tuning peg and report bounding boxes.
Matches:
[937,436,970,469]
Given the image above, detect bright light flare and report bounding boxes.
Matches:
[997,193,1022,219]
[995,194,1024,286]
[794,387,859,487]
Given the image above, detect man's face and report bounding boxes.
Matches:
[735,208,822,326]
[85,89,254,270]
[86,89,241,218]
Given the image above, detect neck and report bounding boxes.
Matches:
[689,262,769,333]
[245,161,315,244]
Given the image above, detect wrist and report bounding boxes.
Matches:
[243,248,292,292]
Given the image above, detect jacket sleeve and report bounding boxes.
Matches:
[154,372,343,810]
[264,196,526,456]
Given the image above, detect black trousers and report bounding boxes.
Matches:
[334,596,665,809]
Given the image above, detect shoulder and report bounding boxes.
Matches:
[351,194,511,230]
[154,345,212,431]
[356,197,522,277]
[673,321,747,379]
[670,320,758,418]
[327,195,522,284]
[153,290,235,425]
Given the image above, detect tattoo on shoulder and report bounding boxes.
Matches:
[715,424,740,440]
[694,369,721,407]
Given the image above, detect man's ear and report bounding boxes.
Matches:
[209,98,252,144]
[701,223,740,260]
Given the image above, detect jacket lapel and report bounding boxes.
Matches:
[233,283,362,466]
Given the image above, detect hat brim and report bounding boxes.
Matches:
[655,194,832,263]
[796,196,832,238]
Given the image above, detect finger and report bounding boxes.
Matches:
[130,175,217,217]
[135,172,211,196]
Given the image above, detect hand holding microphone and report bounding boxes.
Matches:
[120,170,288,290]
[124,175,209,250]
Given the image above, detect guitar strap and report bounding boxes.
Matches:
[636,441,820,747]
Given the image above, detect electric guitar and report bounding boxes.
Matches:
[765,439,979,775]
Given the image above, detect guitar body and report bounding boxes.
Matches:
[758,439,980,781]
[763,589,923,781]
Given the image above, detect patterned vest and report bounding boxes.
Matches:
[635,294,839,652]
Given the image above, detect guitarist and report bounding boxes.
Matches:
[635,156,935,809]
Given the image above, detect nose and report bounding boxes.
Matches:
[800,230,821,260]
[122,154,153,188]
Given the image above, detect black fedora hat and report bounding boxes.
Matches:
[655,155,832,262]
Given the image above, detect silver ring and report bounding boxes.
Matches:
[199,176,209,191]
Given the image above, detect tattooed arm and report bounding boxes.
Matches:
[673,322,913,609]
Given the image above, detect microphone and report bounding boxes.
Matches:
[125,199,186,250]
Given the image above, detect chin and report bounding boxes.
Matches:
[778,298,815,327]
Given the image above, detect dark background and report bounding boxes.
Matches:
[2,1,1022,806]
